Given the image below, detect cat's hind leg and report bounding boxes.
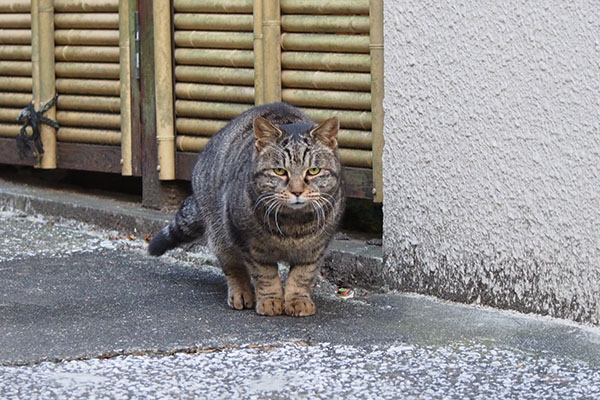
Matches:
[222,263,254,310]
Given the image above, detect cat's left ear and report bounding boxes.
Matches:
[254,117,283,152]
[310,117,339,149]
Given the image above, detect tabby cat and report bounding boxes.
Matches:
[149,102,344,316]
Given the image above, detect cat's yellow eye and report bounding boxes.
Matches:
[307,167,321,176]
[273,168,287,176]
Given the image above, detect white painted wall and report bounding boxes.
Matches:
[382,0,600,323]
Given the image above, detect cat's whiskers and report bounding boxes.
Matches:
[320,192,335,200]
[318,202,327,230]
[310,201,321,232]
[274,203,284,236]
[263,197,280,232]
[254,192,277,213]
[304,192,325,230]
[318,195,334,212]
[263,193,287,234]
[310,199,326,230]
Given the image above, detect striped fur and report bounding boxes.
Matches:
[148,102,344,316]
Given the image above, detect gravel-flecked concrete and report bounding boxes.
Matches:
[2,342,600,399]
[1,185,600,398]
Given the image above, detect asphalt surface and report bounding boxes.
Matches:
[1,208,600,398]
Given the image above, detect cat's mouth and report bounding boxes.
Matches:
[287,198,308,210]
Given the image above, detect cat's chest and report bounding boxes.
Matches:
[249,230,326,265]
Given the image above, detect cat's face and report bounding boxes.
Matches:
[252,117,341,213]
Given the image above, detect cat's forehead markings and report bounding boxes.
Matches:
[279,123,312,139]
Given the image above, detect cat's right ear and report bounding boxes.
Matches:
[253,117,282,152]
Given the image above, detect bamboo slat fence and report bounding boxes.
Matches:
[0,0,383,201]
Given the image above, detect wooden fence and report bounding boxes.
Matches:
[0,0,383,204]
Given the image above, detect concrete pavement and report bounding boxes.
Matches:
[1,186,600,398]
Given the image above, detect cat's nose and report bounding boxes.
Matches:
[291,191,303,197]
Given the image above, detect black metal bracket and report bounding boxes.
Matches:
[16,92,60,160]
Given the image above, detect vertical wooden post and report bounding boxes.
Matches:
[31,0,40,112]
[153,0,175,180]
[129,0,142,176]
[370,0,384,203]
[253,0,265,105]
[262,0,281,103]
[138,0,187,209]
[139,0,161,207]
[38,0,56,169]
[119,0,134,175]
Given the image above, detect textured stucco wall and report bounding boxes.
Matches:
[382,0,600,324]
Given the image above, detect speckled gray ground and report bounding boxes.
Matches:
[1,209,600,398]
[2,342,600,399]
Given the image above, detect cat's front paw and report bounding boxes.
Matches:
[256,298,284,316]
[284,298,316,317]
[228,288,254,310]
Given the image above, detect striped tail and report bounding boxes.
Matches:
[148,195,205,256]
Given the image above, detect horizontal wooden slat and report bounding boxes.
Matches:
[175,48,254,67]
[175,151,198,180]
[0,138,123,172]
[0,29,31,45]
[302,107,372,130]
[57,127,120,145]
[0,14,30,29]
[56,142,122,172]
[54,0,119,13]
[55,46,119,62]
[0,135,34,165]
[56,111,121,129]
[341,166,374,199]
[176,83,254,104]
[282,52,370,72]
[0,123,21,137]
[57,95,120,113]
[281,15,369,34]
[175,100,251,119]
[282,70,370,91]
[175,66,254,86]
[0,45,31,60]
[281,0,369,15]
[339,148,372,168]
[55,62,120,79]
[0,1,30,13]
[55,29,119,46]
[282,88,371,111]
[0,61,31,76]
[174,31,253,49]
[281,33,370,54]
[175,118,228,136]
[56,78,120,96]
[174,0,253,13]
[0,107,20,122]
[338,130,372,150]
[54,13,119,29]
[173,14,253,31]
[0,92,30,107]
[0,76,32,92]
[176,135,211,152]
